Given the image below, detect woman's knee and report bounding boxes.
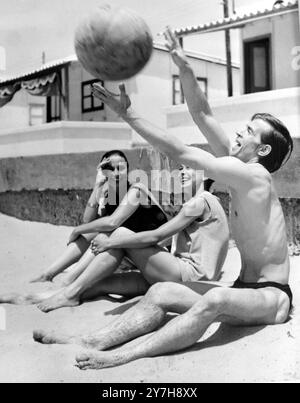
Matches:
[110,227,134,238]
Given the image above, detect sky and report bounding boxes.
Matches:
[0,0,275,77]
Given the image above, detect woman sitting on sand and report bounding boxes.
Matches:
[0,166,229,312]
[31,149,169,284]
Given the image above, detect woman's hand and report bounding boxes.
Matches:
[67,228,81,245]
[95,167,107,187]
[92,83,131,117]
[90,234,111,255]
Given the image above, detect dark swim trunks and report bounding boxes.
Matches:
[232,278,293,311]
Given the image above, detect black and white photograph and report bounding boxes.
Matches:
[0,0,299,384]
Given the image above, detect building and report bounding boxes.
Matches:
[0,44,240,154]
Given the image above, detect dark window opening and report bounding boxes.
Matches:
[172,75,208,105]
[82,79,104,113]
[46,94,62,122]
[244,37,271,94]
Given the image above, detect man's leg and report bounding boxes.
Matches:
[33,271,151,345]
[34,282,212,348]
[75,285,290,370]
[31,233,97,283]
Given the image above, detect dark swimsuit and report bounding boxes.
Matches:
[232,278,293,310]
[100,182,168,233]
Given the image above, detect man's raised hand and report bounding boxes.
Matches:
[92,83,131,117]
[164,26,189,69]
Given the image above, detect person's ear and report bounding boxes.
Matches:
[258,144,272,157]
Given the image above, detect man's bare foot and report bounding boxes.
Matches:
[0,290,58,305]
[75,350,126,370]
[37,290,80,313]
[30,273,54,284]
[33,329,79,345]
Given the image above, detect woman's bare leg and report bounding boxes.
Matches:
[60,248,96,286]
[35,226,185,313]
[30,233,97,283]
[36,248,125,313]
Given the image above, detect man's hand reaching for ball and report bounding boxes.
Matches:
[92,83,131,117]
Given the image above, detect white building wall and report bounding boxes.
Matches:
[0,46,6,72]
[165,87,300,144]
[240,12,300,93]
[0,47,240,135]
[273,13,300,89]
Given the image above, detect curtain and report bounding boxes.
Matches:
[0,83,21,107]
[0,71,61,108]
[21,72,60,96]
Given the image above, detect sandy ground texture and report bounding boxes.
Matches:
[0,212,299,383]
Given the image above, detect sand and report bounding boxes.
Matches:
[0,213,299,383]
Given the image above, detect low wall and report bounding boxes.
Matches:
[0,188,299,251]
[0,142,299,251]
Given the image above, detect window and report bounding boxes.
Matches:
[82,79,104,113]
[172,75,208,105]
[29,104,44,126]
[244,37,271,94]
[46,95,62,122]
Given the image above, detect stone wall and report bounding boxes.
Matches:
[0,148,299,252]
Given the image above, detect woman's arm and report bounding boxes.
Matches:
[82,169,107,223]
[82,186,100,223]
[91,197,206,254]
[68,186,141,244]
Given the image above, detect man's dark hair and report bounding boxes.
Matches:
[252,113,293,173]
[101,150,129,170]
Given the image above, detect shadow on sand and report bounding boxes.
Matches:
[178,323,266,355]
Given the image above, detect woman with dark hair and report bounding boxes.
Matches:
[30,150,169,284]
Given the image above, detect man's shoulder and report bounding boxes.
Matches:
[249,163,272,184]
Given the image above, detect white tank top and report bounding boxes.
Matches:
[172,191,229,280]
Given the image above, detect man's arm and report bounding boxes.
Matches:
[164,28,231,157]
[92,83,253,189]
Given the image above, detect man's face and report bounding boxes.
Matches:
[230,118,272,162]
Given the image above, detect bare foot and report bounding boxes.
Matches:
[75,350,126,370]
[0,290,57,305]
[30,273,54,284]
[37,290,80,313]
[33,330,105,349]
[33,329,79,345]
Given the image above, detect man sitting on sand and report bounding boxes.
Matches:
[33,28,293,370]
